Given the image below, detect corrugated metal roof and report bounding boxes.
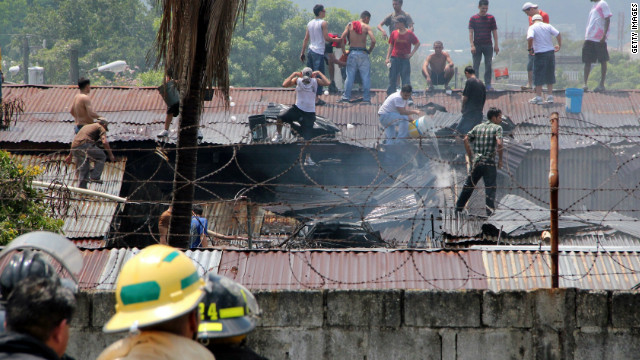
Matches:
[482,250,640,291]
[217,249,487,290]
[62,247,640,291]
[3,85,638,148]
[11,154,127,238]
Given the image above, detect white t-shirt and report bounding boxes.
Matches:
[585,0,612,42]
[527,22,560,53]
[295,77,317,113]
[307,19,325,55]
[378,91,407,115]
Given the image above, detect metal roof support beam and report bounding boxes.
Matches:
[32,180,127,203]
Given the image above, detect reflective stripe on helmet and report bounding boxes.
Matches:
[181,271,200,290]
[220,306,245,319]
[199,322,223,332]
[120,281,161,305]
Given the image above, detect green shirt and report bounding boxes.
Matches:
[468,121,502,164]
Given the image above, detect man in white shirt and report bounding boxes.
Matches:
[378,84,421,144]
[527,14,561,105]
[273,67,330,166]
[582,0,612,92]
[300,4,341,106]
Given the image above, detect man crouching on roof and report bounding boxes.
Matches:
[271,67,330,166]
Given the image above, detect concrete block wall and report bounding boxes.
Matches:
[67,289,640,360]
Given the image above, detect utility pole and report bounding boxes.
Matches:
[69,49,79,85]
[549,112,559,288]
[22,36,29,84]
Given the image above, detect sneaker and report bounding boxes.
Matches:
[361,100,372,105]
[593,85,606,93]
[337,98,350,103]
[529,96,544,105]
[304,157,316,166]
[89,178,103,184]
[486,85,495,92]
[328,82,339,94]
[444,85,452,91]
[582,85,589,91]
[545,95,554,103]
[315,99,326,106]
[271,133,282,143]
[157,129,169,137]
[521,85,532,90]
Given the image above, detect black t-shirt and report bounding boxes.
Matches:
[462,77,486,114]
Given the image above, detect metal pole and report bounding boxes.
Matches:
[23,36,29,84]
[549,113,559,288]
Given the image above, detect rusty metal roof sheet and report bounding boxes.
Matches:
[63,247,640,291]
[217,249,488,290]
[482,249,640,290]
[11,153,127,238]
[4,85,638,148]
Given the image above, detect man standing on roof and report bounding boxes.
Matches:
[65,77,102,165]
[521,3,550,90]
[456,107,503,217]
[582,0,612,92]
[70,117,115,189]
[385,15,420,97]
[377,0,414,40]
[527,14,561,105]
[300,4,341,106]
[456,66,486,137]
[378,84,422,144]
[0,277,76,360]
[272,68,330,166]
[338,11,376,104]
[422,41,455,91]
[468,0,499,91]
[97,245,214,360]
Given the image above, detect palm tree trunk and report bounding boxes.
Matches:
[168,9,208,248]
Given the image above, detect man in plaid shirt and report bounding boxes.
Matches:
[455,107,503,216]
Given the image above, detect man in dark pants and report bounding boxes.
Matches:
[456,107,503,216]
[582,0,612,92]
[456,66,486,137]
[468,0,499,91]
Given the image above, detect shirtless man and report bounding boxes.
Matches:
[65,77,101,164]
[422,41,455,91]
[71,77,101,133]
[338,11,376,104]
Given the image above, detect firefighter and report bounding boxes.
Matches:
[198,273,267,360]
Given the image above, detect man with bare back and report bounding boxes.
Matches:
[65,77,102,164]
[338,11,376,104]
[71,77,101,133]
[422,41,455,91]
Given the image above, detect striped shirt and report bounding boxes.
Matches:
[468,121,503,164]
[469,14,497,46]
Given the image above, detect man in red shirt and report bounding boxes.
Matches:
[468,0,499,90]
[522,2,550,90]
[385,15,420,96]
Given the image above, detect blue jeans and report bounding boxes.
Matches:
[342,50,371,102]
[379,112,410,144]
[387,57,411,96]
[306,50,325,96]
[472,44,493,86]
[456,162,497,216]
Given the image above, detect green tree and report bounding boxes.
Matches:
[0,150,64,245]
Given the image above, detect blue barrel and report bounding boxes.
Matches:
[565,88,584,113]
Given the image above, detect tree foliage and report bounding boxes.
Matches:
[0,151,64,245]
